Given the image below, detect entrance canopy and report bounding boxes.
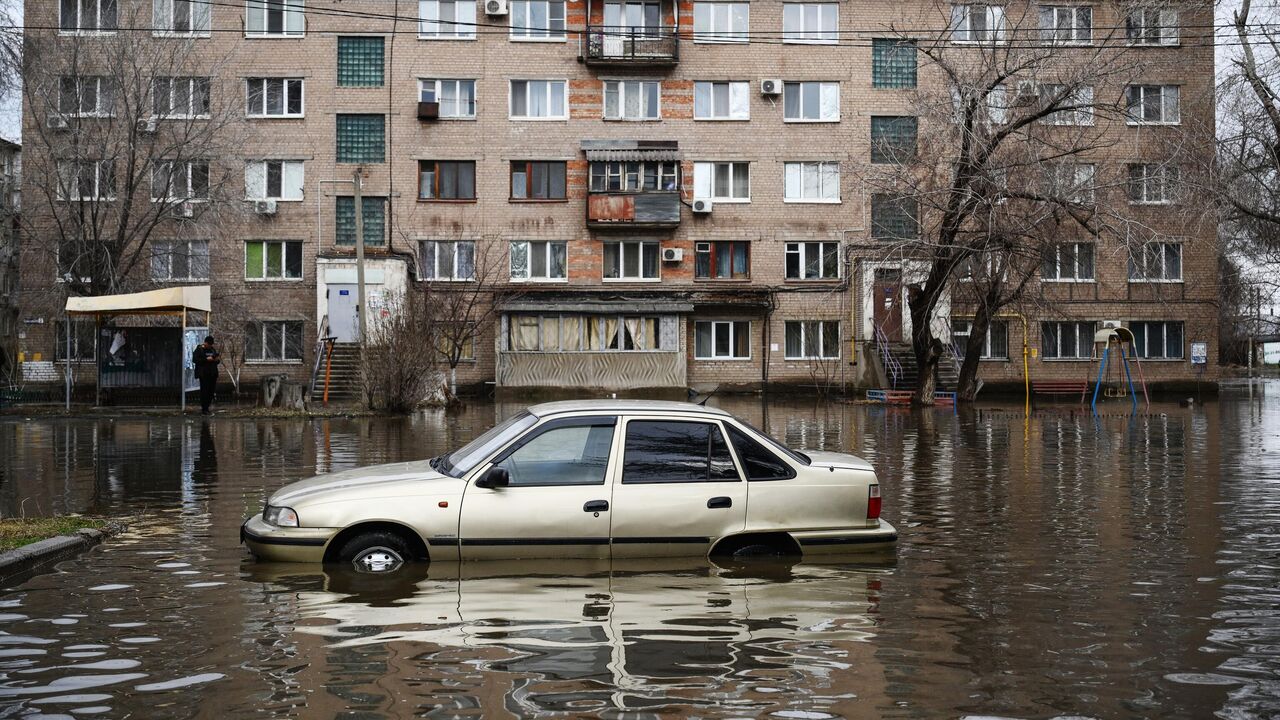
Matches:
[65,286,211,317]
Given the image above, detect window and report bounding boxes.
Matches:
[951,84,1010,125]
[420,240,475,280]
[511,161,567,200]
[784,320,839,359]
[508,314,664,351]
[1131,321,1183,359]
[245,240,303,280]
[1126,85,1179,125]
[337,37,384,87]
[589,161,679,192]
[1042,242,1094,281]
[418,160,476,200]
[693,162,749,202]
[246,78,304,117]
[1039,5,1091,44]
[870,194,919,239]
[872,39,917,89]
[870,116,917,163]
[1042,163,1095,204]
[694,81,749,120]
[604,80,660,120]
[693,2,748,42]
[154,0,209,34]
[54,320,96,361]
[1041,321,1095,359]
[420,79,476,118]
[726,425,794,480]
[952,318,1009,360]
[493,420,616,486]
[1040,84,1093,125]
[603,1,663,37]
[151,239,209,281]
[1126,8,1178,46]
[335,114,385,163]
[695,241,750,280]
[58,76,113,117]
[245,320,304,362]
[951,4,1005,43]
[1129,241,1182,281]
[246,0,304,36]
[419,0,476,38]
[510,240,567,281]
[335,196,386,246]
[153,77,210,118]
[694,320,750,359]
[782,3,838,44]
[785,241,839,280]
[510,80,568,119]
[246,160,304,200]
[783,81,839,122]
[603,241,659,280]
[510,0,566,39]
[436,327,476,362]
[622,420,738,483]
[1128,163,1179,204]
[784,161,840,202]
[151,161,209,201]
[60,0,117,32]
[57,161,114,201]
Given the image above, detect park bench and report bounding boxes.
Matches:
[1031,380,1089,404]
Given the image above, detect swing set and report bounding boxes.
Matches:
[1089,326,1150,414]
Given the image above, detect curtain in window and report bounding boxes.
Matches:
[512,316,540,351]
[542,316,560,350]
[561,316,582,351]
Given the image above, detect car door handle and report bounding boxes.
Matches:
[583,500,609,512]
[707,496,732,509]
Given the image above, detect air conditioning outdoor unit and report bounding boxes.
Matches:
[173,202,195,219]
[485,0,508,15]
[137,118,158,134]
[691,198,713,214]
[1101,320,1123,329]
[254,199,278,215]
[760,79,783,96]
[661,247,683,262]
[417,101,440,121]
[46,115,68,131]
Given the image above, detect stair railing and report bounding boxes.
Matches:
[874,323,902,389]
[308,315,336,402]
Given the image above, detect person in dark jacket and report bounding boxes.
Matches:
[192,335,221,415]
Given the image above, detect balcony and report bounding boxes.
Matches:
[580,27,679,67]
[587,191,681,229]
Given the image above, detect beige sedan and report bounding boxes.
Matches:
[241,400,897,572]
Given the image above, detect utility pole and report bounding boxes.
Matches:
[353,168,368,345]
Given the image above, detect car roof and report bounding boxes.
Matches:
[527,399,732,420]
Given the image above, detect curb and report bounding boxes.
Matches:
[0,523,124,587]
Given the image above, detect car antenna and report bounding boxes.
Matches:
[696,389,717,406]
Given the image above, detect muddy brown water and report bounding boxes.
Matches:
[0,388,1277,719]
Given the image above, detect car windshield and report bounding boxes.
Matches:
[735,418,811,465]
[439,411,538,477]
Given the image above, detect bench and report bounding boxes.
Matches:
[1032,380,1089,403]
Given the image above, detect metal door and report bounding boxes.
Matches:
[872,269,903,342]
[328,284,359,343]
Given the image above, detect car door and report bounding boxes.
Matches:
[459,415,619,560]
[608,416,747,558]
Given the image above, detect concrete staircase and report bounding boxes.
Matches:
[316,343,363,404]
[885,343,920,390]
[937,345,961,391]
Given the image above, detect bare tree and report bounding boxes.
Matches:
[1220,0,1280,245]
[359,291,444,412]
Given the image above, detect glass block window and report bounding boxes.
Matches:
[870,194,919,239]
[870,116,917,164]
[335,196,386,246]
[872,39,916,89]
[335,114,385,163]
[337,37,385,87]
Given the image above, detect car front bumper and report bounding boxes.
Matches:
[241,514,335,563]
[792,520,899,554]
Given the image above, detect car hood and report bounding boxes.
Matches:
[803,451,876,473]
[268,459,458,507]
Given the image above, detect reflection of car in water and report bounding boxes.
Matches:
[242,400,896,573]
[245,557,893,716]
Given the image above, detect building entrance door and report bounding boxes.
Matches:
[872,269,903,342]
[328,284,360,343]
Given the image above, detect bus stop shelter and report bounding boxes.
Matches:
[64,286,212,411]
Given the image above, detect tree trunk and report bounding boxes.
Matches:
[449,366,458,397]
[908,285,943,406]
[956,304,996,402]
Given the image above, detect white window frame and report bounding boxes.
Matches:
[782,3,838,44]
[509,0,566,40]
[783,81,840,123]
[419,78,477,118]
[1129,241,1183,282]
[693,2,749,43]
[244,240,304,281]
[420,240,477,281]
[57,160,114,201]
[246,78,305,118]
[784,161,840,203]
[1040,320,1096,360]
[153,0,211,36]
[694,320,751,360]
[246,159,305,201]
[1042,242,1095,282]
[693,161,750,203]
[1038,5,1091,45]
[1044,162,1095,204]
[784,241,840,280]
[784,320,840,360]
[245,0,305,37]
[509,240,568,282]
[245,320,305,362]
[1126,84,1180,125]
[1128,163,1179,204]
[419,0,476,39]
[1126,8,1179,46]
[693,81,749,120]
[151,239,210,282]
[1040,84,1094,126]
[951,4,1006,43]
[509,79,569,120]
[952,318,1009,360]
[1130,320,1184,360]
[603,240,660,281]
[59,0,117,34]
[603,80,661,121]
[59,76,114,118]
[151,160,209,202]
[153,77,211,119]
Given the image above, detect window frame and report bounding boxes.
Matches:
[153,0,211,36]
[781,2,839,44]
[951,318,1010,360]
[692,1,749,43]
[603,240,661,281]
[1125,84,1180,126]
[151,238,210,282]
[510,160,567,201]
[694,319,751,360]
[418,0,477,39]
[1126,8,1179,47]
[693,80,750,121]
[602,79,661,121]
[244,320,305,363]
[509,79,569,120]
[784,241,840,281]
[489,417,619,487]
[692,161,750,203]
[1128,241,1183,282]
[244,239,304,281]
[620,419,743,485]
[419,239,477,281]
[245,159,305,201]
[245,0,305,37]
[694,241,751,280]
[1041,242,1095,282]
[507,314,664,352]
[783,81,840,123]
[152,76,211,120]
[150,160,210,202]
[1130,320,1184,360]
[951,3,1006,44]
[784,320,840,360]
[589,161,680,193]
[59,0,118,34]
[1038,4,1092,45]
[1128,163,1179,204]
[1040,320,1097,360]
[1043,162,1096,205]
[1039,84,1094,126]
[57,160,115,202]
[509,240,568,282]
[419,78,477,119]
[245,77,305,118]
[783,161,841,203]
[509,0,567,41]
[59,76,114,118]
[418,160,477,201]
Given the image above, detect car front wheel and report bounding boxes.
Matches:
[338,531,411,574]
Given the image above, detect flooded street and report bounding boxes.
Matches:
[0,387,1278,719]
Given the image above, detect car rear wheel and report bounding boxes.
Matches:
[338,531,411,574]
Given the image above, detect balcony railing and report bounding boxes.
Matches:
[587,191,681,229]
[581,26,679,66]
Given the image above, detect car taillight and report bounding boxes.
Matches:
[867,485,882,520]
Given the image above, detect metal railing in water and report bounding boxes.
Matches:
[873,324,902,389]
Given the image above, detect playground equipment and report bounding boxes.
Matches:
[1090,326,1151,414]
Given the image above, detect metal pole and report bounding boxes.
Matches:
[353,168,368,346]
[94,315,101,407]
[181,310,187,413]
[64,314,71,410]
[1091,345,1109,416]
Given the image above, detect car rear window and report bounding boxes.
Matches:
[726,425,797,481]
[622,420,739,483]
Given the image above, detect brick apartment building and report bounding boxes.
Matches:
[14,0,1218,398]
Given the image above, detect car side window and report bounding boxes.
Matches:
[726,425,796,481]
[493,418,616,486]
[622,420,740,484]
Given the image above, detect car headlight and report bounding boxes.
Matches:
[263,505,300,528]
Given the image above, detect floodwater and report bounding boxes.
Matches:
[0,387,1277,719]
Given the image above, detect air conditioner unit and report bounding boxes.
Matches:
[485,0,508,15]
[173,202,195,218]
[661,247,683,262]
[417,101,440,121]
[1101,320,1123,329]
[46,115,68,131]
[254,199,278,215]
[760,79,783,96]
[137,118,158,134]
[691,198,713,214]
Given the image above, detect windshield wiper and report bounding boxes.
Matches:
[429,456,441,470]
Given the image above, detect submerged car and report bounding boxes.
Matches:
[241,400,896,572]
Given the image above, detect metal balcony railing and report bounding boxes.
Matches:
[581,26,679,64]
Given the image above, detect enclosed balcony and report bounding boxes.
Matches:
[584,141,682,230]
[580,0,679,67]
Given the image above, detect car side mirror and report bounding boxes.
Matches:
[474,466,510,490]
